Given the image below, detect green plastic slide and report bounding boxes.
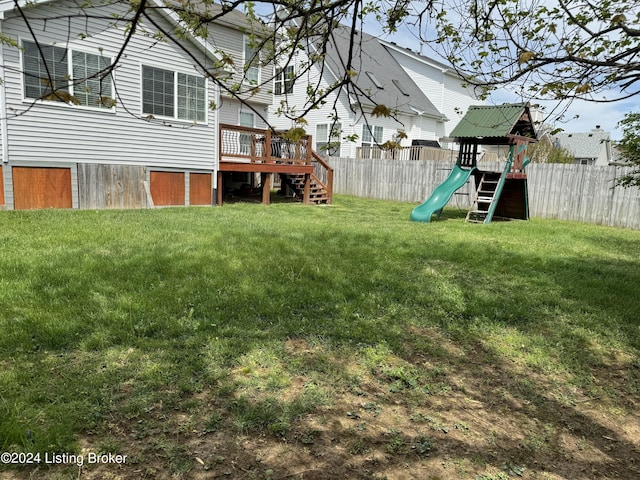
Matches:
[410,165,475,222]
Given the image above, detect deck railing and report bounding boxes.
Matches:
[356,145,459,161]
[219,124,334,204]
[356,145,502,163]
[219,124,312,165]
[312,151,334,204]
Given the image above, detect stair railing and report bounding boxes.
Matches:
[311,151,334,204]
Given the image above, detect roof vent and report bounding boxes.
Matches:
[392,79,410,96]
[366,71,383,89]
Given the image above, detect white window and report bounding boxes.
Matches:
[316,123,341,157]
[361,125,383,147]
[274,66,294,95]
[23,40,112,108]
[239,111,255,155]
[177,73,206,122]
[244,37,260,85]
[142,66,206,122]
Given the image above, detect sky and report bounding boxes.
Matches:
[489,89,639,141]
[356,6,639,141]
[252,1,637,140]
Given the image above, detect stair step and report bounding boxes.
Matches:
[283,173,330,205]
[465,210,488,223]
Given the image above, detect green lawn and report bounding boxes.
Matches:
[1,196,639,479]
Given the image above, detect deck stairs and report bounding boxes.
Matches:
[466,171,502,223]
[282,173,331,205]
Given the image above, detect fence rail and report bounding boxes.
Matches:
[329,157,640,229]
[355,145,501,162]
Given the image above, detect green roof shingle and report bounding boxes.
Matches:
[449,103,534,139]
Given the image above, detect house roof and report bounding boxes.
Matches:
[378,39,456,75]
[175,1,269,32]
[552,131,610,159]
[322,27,445,119]
[449,103,537,141]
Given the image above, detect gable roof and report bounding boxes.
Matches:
[553,131,610,159]
[322,27,445,120]
[449,103,537,142]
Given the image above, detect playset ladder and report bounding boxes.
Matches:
[466,172,502,223]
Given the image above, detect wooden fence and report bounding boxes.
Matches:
[78,163,147,209]
[329,157,640,229]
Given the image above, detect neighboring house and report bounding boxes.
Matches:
[268,26,482,159]
[552,126,613,166]
[0,0,275,210]
[378,40,482,146]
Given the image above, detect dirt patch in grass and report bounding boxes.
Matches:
[5,334,639,480]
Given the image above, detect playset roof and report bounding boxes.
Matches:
[449,103,537,144]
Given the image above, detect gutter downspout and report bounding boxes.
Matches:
[0,19,9,164]
[212,82,220,204]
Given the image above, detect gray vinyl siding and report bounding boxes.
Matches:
[1,1,217,171]
[209,22,273,107]
[219,98,268,128]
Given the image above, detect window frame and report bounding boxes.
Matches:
[316,122,342,157]
[243,35,260,85]
[361,124,384,147]
[21,39,115,111]
[239,111,256,156]
[274,65,294,95]
[141,64,207,123]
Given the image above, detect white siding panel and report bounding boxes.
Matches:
[2,2,216,171]
[387,51,480,136]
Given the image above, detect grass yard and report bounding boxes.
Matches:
[0,195,639,480]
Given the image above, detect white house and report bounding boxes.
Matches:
[0,0,277,210]
[378,40,484,143]
[552,126,613,166]
[268,26,482,158]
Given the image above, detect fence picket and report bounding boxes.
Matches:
[328,157,640,229]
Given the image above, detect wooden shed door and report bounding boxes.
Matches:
[189,173,212,205]
[150,171,185,206]
[12,167,72,210]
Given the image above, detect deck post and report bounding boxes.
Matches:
[265,129,272,164]
[216,171,224,206]
[306,135,312,165]
[261,172,271,204]
[303,173,311,204]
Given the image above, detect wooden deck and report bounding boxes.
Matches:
[218,124,333,205]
